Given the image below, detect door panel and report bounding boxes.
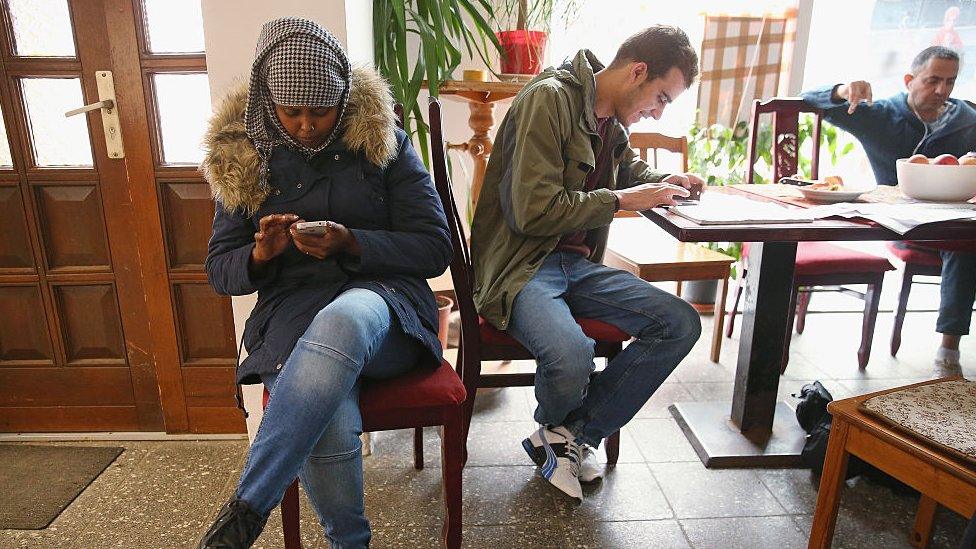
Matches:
[0,0,239,433]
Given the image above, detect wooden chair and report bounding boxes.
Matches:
[273,103,468,549]
[424,97,628,465]
[885,242,943,357]
[613,133,688,218]
[725,98,894,370]
[809,379,976,548]
[606,132,733,363]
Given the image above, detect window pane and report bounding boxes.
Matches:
[154,73,210,165]
[22,78,93,167]
[7,0,76,57]
[143,0,205,54]
[0,104,13,169]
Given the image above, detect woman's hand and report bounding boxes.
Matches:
[252,213,299,266]
[290,220,361,260]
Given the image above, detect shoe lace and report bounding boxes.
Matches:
[565,439,582,477]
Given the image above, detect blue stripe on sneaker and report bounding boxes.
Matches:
[539,427,557,478]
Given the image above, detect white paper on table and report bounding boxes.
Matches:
[668,193,814,225]
[806,201,976,234]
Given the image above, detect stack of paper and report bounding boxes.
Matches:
[668,193,814,225]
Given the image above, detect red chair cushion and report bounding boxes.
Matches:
[360,359,466,413]
[743,242,894,276]
[478,316,630,346]
[903,240,976,253]
[886,242,943,267]
[262,359,466,416]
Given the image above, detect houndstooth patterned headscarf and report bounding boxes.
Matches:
[245,17,351,187]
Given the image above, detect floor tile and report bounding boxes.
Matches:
[627,419,700,463]
[650,462,786,519]
[565,519,691,548]
[681,516,807,549]
[556,463,672,522]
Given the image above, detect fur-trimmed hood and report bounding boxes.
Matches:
[201,65,399,214]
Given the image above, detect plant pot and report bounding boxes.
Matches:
[496,30,547,75]
[436,295,454,350]
[681,279,718,307]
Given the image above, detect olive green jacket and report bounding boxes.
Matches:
[471,49,668,329]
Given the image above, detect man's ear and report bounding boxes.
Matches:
[630,61,648,85]
[904,73,914,89]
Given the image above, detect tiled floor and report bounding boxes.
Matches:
[0,309,972,548]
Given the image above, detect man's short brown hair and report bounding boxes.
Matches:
[608,25,699,87]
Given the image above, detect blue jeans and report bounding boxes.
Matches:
[937,250,976,336]
[506,252,702,448]
[237,288,421,549]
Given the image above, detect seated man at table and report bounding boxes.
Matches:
[470,25,704,500]
[802,46,976,376]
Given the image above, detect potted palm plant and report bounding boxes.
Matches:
[495,0,581,75]
[373,0,501,163]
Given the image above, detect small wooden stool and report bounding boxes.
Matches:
[606,218,734,363]
[809,379,976,548]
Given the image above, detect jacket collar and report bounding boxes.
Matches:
[201,65,398,215]
[542,49,630,151]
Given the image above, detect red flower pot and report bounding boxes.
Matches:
[496,30,547,74]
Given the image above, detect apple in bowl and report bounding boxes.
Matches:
[931,154,960,165]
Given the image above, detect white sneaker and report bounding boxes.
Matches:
[933,347,963,378]
[521,425,583,501]
[578,444,604,484]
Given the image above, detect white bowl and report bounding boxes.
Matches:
[896,159,976,201]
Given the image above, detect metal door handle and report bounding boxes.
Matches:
[63,71,124,158]
[65,99,115,118]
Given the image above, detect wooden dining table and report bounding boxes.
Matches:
[643,186,976,468]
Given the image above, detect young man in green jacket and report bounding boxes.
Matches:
[471,25,704,500]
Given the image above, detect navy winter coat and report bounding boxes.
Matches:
[202,67,452,384]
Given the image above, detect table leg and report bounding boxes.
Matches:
[710,273,729,363]
[466,101,494,212]
[911,494,938,548]
[670,242,807,467]
[809,419,851,549]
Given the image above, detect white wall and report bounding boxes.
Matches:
[201,0,373,438]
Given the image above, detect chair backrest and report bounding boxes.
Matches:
[394,103,405,129]
[746,98,823,184]
[629,132,688,172]
[427,98,482,391]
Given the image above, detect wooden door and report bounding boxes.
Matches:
[0,0,241,433]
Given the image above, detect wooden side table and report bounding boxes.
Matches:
[432,80,524,211]
[604,218,734,363]
[809,379,976,548]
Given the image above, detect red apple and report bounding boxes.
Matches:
[931,154,959,165]
[907,154,929,164]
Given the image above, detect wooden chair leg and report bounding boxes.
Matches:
[440,412,464,549]
[281,479,302,549]
[781,285,799,374]
[711,274,729,363]
[605,430,621,466]
[796,290,811,334]
[891,267,915,357]
[675,280,683,297]
[725,272,745,338]
[911,494,938,548]
[858,279,883,369]
[809,419,852,549]
[413,427,425,470]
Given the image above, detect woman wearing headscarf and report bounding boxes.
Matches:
[197,17,451,548]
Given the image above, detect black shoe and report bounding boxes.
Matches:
[198,497,267,549]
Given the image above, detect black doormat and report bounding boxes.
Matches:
[0,445,123,529]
